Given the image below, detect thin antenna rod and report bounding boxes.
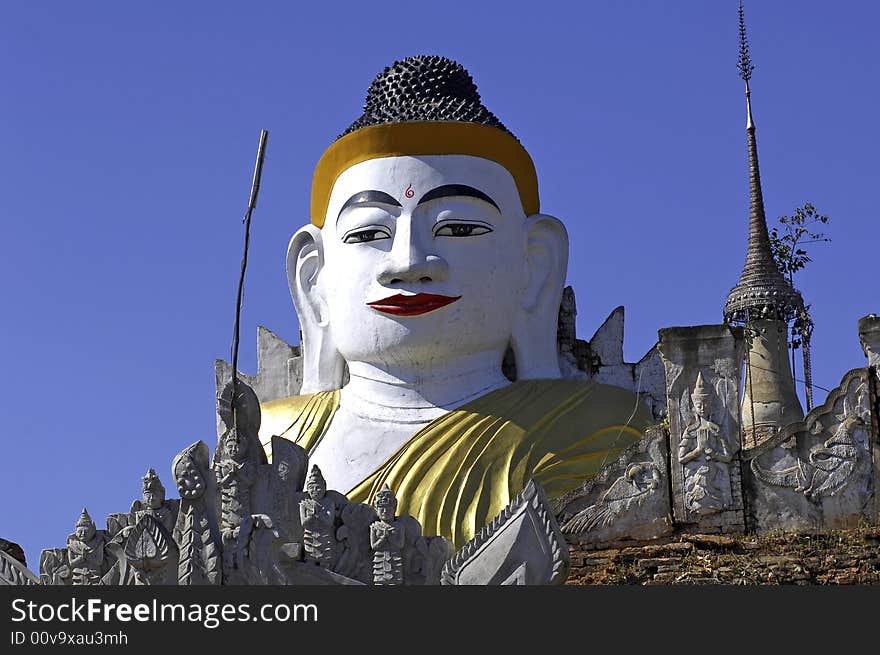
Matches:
[231,129,269,419]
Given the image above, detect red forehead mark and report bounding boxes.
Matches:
[404,183,415,199]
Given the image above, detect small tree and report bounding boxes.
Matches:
[769,202,831,288]
[768,202,831,410]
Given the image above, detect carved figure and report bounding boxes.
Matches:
[215,427,256,537]
[298,465,345,568]
[370,485,406,585]
[751,385,871,501]
[561,462,661,533]
[131,468,177,534]
[679,372,733,515]
[66,509,106,585]
[798,416,863,499]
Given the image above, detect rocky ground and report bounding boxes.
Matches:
[565,526,880,585]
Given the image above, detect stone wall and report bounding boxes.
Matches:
[566,526,880,585]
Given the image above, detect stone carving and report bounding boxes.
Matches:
[271,436,309,542]
[441,480,569,585]
[172,441,221,585]
[562,462,662,533]
[555,428,672,544]
[751,373,871,502]
[132,468,178,534]
[858,314,880,376]
[0,549,38,586]
[679,372,734,515]
[99,469,181,585]
[744,368,875,532]
[39,548,70,586]
[297,465,346,569]
[658,325,745,531]
[215,427,257,540]
[335,502,379,583]
[370,484,407,585]
[118,514,179,585]
[66,509,108,585]
[20,378,554,586]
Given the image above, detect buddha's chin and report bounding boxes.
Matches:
[337,332,508,380]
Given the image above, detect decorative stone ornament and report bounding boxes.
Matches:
[555,428,672,544]
[658,325,746,533]
[744,368,877,532]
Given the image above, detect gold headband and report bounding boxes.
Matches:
[310,122,540,227]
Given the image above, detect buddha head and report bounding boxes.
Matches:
[288,56,569,393]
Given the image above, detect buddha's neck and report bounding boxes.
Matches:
[341,351,509,422]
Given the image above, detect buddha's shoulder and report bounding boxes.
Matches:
[465,378,652,428]
[259,390,340,444]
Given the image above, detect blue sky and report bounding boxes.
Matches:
[2,1,877,568]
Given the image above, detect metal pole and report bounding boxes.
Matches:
[231,130,269,424]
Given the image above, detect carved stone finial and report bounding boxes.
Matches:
[75,508,94,531]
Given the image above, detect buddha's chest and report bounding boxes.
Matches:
[307,407,436,494]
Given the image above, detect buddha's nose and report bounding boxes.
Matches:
[378,225,448,285]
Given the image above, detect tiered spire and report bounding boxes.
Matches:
[724,3,803,325]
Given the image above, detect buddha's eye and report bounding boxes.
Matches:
[342,226,392,244]
[434,222,493,238]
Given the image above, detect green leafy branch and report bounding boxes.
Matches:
[769,202,831,287]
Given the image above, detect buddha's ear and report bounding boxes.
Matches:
[286,225,345,393]
[511,213,569,379]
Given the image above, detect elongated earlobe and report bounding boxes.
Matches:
[287,225,345,392]
[511,213,569,379]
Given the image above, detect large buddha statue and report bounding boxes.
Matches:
[258,55,652,549]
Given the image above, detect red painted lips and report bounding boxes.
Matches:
[367,293,461,316]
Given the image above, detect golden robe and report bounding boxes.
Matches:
[260,379,652,549]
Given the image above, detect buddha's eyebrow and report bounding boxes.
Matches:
[338,190,402,219]
[416,184,500,212]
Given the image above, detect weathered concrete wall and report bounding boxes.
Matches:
[215,326,303,405]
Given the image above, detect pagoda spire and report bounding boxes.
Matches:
[724,2,803,325]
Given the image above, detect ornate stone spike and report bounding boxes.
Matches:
[440,480,570,585]
[172,441,221,585]
[76,508,94,529]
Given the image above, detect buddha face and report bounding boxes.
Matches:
[315,155,529,368]
[290,154,569,392]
